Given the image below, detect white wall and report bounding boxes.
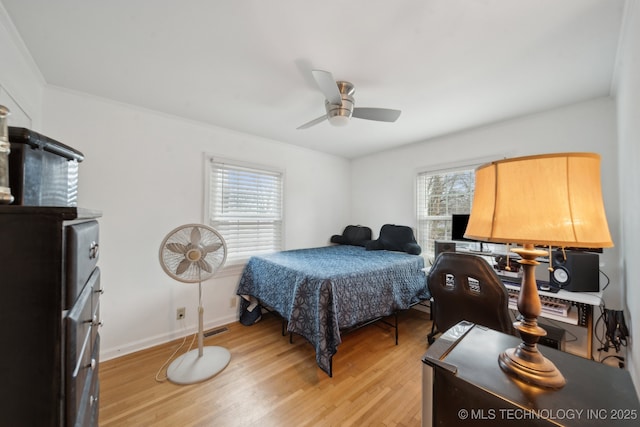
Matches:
[614,0,640,398]
[41,87,351,359]
[1,1,352,359]
[352,97,622,304]
[0,2,43,127]
[351,97,626,365]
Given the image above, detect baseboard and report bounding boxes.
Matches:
[100,313,237,361]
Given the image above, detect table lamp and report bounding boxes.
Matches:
[464,152,613,389]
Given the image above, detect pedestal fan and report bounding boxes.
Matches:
[158,223,230,384]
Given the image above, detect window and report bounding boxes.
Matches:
[416,167,475,261]
[205,157,283,265]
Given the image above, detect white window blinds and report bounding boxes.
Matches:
[207,158,283,264]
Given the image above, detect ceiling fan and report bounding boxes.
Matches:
[297,70,401,129]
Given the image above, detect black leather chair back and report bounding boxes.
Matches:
[428,252,515,338]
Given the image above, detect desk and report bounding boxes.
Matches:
[424,261,604,358]
[503,283,603,358]
[422,322,640,426]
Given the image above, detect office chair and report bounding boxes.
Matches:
[427,252,515,344]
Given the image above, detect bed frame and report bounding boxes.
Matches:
[238,246,430,377]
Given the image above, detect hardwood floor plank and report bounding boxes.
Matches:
[100,309,432,426]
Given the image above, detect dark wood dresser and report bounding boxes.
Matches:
[0,206,102,426]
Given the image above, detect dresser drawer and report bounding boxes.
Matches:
[66,268,100,394]
[69,334,100,427]
[65,220,100,308]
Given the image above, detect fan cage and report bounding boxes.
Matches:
[159,224,227,283]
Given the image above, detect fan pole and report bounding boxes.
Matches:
[166,277,231,385]
[198,281,204,357]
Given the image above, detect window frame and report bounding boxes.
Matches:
[204,155,285,270]
[416,156,502,263]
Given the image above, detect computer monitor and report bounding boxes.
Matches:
[451,214,471,241]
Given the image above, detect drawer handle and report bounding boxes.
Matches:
[89,241,99,259]
[91,315,103,327]
[89,358,97,370]
[95,287,105,295]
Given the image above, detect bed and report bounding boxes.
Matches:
[236,244,430,376]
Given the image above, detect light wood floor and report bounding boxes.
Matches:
[99,309,433,426]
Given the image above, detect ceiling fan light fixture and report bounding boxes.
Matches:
[326,94,354,127]
[328,113,351,127]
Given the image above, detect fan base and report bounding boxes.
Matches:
[167,346,231,385]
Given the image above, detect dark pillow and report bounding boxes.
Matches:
[365,224,422,255]
[403,242,422,255]
[330,225,372,247]
[364,239,384,250]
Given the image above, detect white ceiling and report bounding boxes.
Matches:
[1,0,626,159]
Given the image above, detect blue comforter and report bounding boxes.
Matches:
[237,245,429,375]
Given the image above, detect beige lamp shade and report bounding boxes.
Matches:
[464,152,613,248]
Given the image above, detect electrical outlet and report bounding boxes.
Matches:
[230,297,237,308]
[176,307,185,320]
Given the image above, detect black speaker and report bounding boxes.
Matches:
[550,250,599,292]
[434,240,456,260]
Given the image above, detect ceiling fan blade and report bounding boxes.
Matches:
[352,107,401,123]
[312,70,342,105]
[297,115,328,130]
